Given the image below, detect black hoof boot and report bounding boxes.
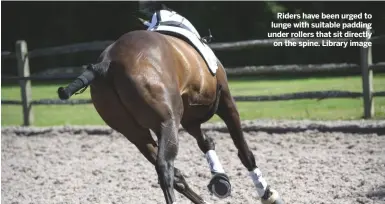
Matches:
[207,173,231,199]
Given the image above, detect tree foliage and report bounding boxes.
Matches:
[2,1,384,75]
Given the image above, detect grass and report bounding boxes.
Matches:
[2,74,385,126]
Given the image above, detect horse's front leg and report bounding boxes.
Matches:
[216,91,284,204]
[183,124,232,199]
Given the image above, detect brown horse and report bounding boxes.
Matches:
[57,30,284,204]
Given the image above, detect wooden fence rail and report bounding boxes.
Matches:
[2,35,384,59]
[2,62,385,82]
[2,32,385,126]
[3,91,385,106]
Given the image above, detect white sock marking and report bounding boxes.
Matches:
[205,150,225,174]
[249,168,268,197]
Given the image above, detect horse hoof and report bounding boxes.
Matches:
[261,188,284,204]
[207,173,231,199]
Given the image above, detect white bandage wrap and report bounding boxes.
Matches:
[205,150,225,174]
[249,168,268,197]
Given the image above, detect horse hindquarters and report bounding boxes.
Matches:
[110,64,183,204]
[90,72,207,204]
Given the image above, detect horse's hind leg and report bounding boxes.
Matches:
[183,124,231,199]
[216,89,284,204]
[154,118,180,204]
[92,78,204,203]
[136,140,210,204]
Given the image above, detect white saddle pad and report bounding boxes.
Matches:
[151,25,218,76]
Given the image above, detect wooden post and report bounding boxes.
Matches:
[360,28,374,119]
[15,40,34,126]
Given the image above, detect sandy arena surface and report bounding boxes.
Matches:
[2,120,385,204]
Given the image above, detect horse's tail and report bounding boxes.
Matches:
[57,61,110,100]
